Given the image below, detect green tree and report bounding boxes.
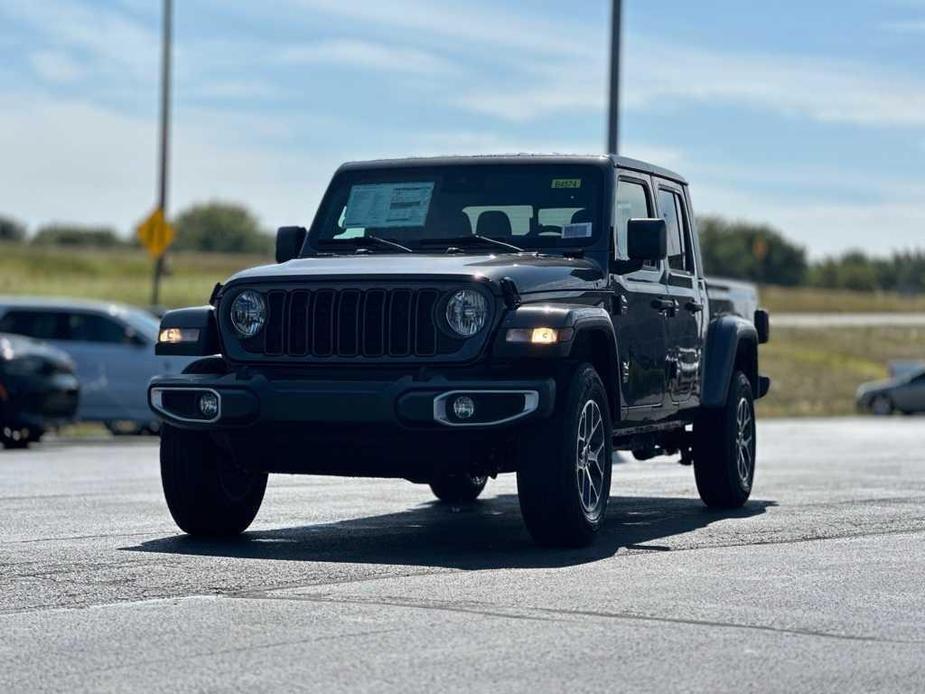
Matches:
[32,224,123,247]
[172,202,272,254]
[0,215,26,242]
[808,251,878,292]
[810,250,925,293]
[697,216,807,286]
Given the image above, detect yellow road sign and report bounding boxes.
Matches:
[137,208,175,258]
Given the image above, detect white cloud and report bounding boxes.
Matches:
[625,39,925,128]
[0,94,335,235]
[453,32,925,129]
[279,0,925,130]
[881,19,925,33]
[29,50,85,83]
[286,0,601,60]
[195,80,284,101]
[278,39,458,76]
[0,0,157,80]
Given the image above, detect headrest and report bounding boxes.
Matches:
[476,210,512,238]
[440,210,472,237]
[570,209,593,225]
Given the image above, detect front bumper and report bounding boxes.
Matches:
[148,371,556,432]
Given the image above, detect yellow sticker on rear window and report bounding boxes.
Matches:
[551,178,582,189]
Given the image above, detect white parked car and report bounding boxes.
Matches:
[0,297,192,433]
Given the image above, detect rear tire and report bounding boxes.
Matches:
[429,472,487,503]
[517,363,613,547]
[693,371,756,509]
[160,425,267,536]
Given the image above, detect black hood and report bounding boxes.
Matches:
[226,252,606,295]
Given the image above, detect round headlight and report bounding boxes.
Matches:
[445,289,488,338]
[230,290,266,338]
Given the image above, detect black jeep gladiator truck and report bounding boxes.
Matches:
[150,155,770,547]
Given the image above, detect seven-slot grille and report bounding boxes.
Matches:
[238,286,468,359]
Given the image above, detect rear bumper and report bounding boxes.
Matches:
[148,371,556,432]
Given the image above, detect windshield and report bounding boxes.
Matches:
[306,164,604,253]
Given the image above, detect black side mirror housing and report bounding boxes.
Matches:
[276,226,307,264]
[627,218,668,262]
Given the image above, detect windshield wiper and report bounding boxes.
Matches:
[318,235,414,254]
[424,235,524,253]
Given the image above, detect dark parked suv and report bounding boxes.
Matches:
[151,155,770,547]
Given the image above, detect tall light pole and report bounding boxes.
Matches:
[152,0,173,307]
[607,0,622,155]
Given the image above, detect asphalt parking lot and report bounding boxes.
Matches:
[2,418,924,692]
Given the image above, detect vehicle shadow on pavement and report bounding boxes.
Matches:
[125,495,776,570]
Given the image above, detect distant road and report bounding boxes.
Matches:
[773,313,925,327]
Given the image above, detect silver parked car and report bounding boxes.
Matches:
[857,368,925,416]
[0,298,192,432]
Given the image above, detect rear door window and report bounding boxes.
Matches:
[65,313,129,344]
[657,188,693,274]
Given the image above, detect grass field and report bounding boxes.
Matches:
[760,285,925,314]
[758,326,925,416]
[0,242,268,309]
[3,242,924,418]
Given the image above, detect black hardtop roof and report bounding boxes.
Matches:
[336,153,687,185]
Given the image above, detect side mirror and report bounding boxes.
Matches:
[276,226,307,264]
[627,218,668,262]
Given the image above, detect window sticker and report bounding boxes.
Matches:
[551,178,582,189]
[562,222,592,239]
[343,182,435,228]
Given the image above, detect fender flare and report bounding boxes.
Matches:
[494,304,622,413]
[702,315,758,408]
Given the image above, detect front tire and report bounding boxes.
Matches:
[160,425,267,536]
[693,371,756,509]
[517,363,613,547]
[429,472,487,503]
[871,395,894,416]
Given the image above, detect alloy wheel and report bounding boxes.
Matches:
[735,397,754,486]
[575,399,606,516]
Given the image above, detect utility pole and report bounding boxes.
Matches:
[607,0,622,155]
[152,0,173,307]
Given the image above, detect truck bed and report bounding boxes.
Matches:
[705,277,759,321]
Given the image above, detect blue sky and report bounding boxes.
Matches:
[0,0,923,257]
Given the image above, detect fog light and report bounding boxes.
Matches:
[198,392,219,419]
[452,395,475,420]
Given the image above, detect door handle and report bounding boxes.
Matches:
[684,301,704,314]
[651,298,678,316]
